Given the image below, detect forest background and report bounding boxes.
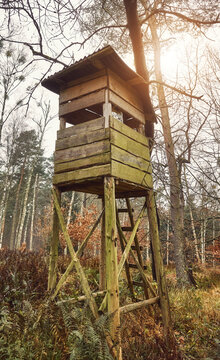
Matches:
[0,0,219,269]
[0,1,220,359]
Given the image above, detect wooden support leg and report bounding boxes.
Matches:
[146,190,171,335]
[99,198,106,291]
[104,177,122,360]
[48,186,61,291]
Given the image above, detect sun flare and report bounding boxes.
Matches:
[161,47,180,79]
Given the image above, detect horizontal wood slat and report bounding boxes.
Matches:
[110,128,151,162]
[59,89,105,117]
[111,145,152,174]
[110,116,149,147]
[108,70,144,112]
[54,152,111,174]
[56,128,109,151]
[59,75,107,104]
[55,139,110,164]
[57,117,105,140]
[109,91,145,125]
[111,161,153,189]
[53,164,111,185]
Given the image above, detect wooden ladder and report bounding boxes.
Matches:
[116,198,156,301]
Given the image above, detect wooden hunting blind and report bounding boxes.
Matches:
[42,46,171,360]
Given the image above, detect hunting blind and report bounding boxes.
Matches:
[42,46,171,360]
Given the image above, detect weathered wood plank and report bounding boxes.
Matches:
[111,145,152,174]
[109,90,145,124]
[57,117,105,140]
[59,89,105,117]
[110,128,151,161]
[54,152,111,174]
[120,297,159,314]
[48,186,60,291]
[111,161,153,188]
[51,188,99,319]
[53,164,111,185]
[60,75,107,104]
[146,190,171,335]
[104,177,122,359]
[56,128,109,151]
[60,69,107,90]
[108,70,144,112]
[110,116,149,147]
[55,139,110,163]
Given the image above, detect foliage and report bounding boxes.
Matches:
[1,248,220,359]
[60,303,113,360]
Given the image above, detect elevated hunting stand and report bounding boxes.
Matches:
[42,46,171,359]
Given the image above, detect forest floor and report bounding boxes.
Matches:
[0,248,219,360]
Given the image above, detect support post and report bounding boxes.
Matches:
[48,186,61,291]
[99,198,106,290]
[146,190,171,335]
[104,177,122,360]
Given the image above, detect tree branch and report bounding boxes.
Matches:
[148,80,203,100]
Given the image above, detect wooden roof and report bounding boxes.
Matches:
[41,45,156,122]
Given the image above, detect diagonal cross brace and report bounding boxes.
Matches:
[52,207,104,300]
[99,201,147,312]
[51,188,99,318]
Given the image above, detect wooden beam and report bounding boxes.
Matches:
[51,188,99,319]
[56,290,107,305]
[118,202,147,276]
[146,190,171,335]
[104,177,122,360]
[120,296,159,314]
[48,186,60,291]
[51,209,104,299]
[116,214,156,298]
[99,198,106,290]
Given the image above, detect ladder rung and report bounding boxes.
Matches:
[131,245,143,251]
[132,281,144,287]
[128,263,147,270]
[121,226,133,231]
[118,208,134,213]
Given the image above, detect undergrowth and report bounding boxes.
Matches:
[0,248,220,360]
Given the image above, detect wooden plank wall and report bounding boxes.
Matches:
[53,116,153,191]
[108,70,145,125]
[53,117,111,186]
[109,117,153,189]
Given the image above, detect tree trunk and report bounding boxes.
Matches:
[29,173,39,251]
[148,15,191,287]
[64,191,75,255]
[123,0,156,137]
[0,173,12,248]
[16,165,34,248]
[9,161,26,249]
[166,219,170,265]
